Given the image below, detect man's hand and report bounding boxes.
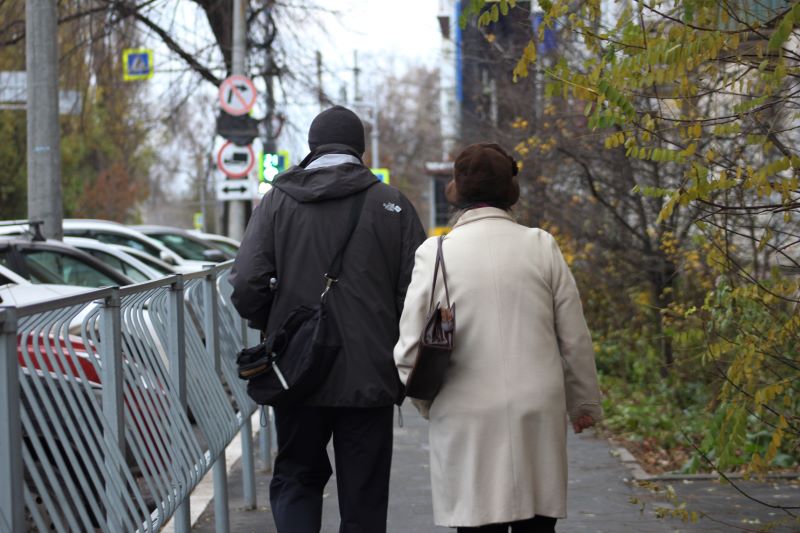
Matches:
[572,414,595,434]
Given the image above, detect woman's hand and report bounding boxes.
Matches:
[572,414,595,434]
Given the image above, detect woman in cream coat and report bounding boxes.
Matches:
[395,143,602,533]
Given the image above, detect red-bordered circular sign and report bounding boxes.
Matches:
[217,141,255,178]
[218,75,258,116]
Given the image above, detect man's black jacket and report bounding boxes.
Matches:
[229,151,426,407]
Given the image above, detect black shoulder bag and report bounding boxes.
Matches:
[236,188,370,406]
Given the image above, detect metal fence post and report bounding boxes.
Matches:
[239,316,257,508]
[100,290,123,532]
[259,411,271,472]
[0,308,23,533]
[169,277,191,533]
[203,272,229,532]
[245,322,272,473]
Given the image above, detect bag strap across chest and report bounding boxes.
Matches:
[320,184,374,302]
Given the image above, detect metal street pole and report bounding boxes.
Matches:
[316,50,324,113]
[371,93,380,168]
[26,0,62,240]
[227,0,247,240]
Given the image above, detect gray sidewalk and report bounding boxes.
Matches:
[193,405,800,532]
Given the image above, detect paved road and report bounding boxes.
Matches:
[193,405,800,532]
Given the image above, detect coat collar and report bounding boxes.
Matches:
[452,207,516,229]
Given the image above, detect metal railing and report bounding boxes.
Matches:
[0,261,272,533]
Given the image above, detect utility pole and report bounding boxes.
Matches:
[353,50,361,103]
[371,92,380,168]
[349,51,380,168]
[316,51,324,112]
[227,0,247,240]
[26,0,62,240]
[262,2,276,157]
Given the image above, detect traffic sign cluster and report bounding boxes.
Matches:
[216,75,258,201]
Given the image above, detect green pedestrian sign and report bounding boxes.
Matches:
[259,150,290,195]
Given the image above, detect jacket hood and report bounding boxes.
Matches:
[273,144,377,203]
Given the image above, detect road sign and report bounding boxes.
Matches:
[259,150,291,183]
[217,142,255,178]
[371,168,390,184]
[218,75,257,116]
[216,112,259,146]
[216,179,255,201]
[122,49,154,81]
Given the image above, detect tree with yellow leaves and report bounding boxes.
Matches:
[462,0,799,508]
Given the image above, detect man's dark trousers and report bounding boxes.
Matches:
[269,404,394,533]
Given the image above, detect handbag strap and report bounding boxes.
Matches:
[321,183,375,301]
[428,236,451,311]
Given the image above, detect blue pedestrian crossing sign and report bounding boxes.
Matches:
[123,49,154,81]
[371,168,390,184]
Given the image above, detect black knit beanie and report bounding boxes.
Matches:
[307,105,366,155]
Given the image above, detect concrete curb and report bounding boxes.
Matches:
[608,441,800,482]
[163,411,264,532]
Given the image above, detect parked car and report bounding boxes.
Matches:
[187,230,240,256]
[0,237,133,288]
[0,219,176,264]
[0,263,90,306]
[64,237,166,282]
[110,244,178,277]
[133,225,232,262]
[63,220,213,273]
[63,219,179,263]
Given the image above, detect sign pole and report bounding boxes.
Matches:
[227,0,248,241]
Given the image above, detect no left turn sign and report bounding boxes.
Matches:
[218,75,257,116]
[217,141,255,178]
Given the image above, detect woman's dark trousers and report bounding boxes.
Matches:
[456,516,558,533]
[269,404,394,533]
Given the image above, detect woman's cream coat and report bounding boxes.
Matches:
[394,208,602,527]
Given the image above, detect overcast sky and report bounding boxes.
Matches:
[325,0,441,71]
[281,0,442,158]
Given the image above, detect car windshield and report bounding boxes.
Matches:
[86,250,151,283]
[129,252,174,275]
[149,233,213,261]
[67,230,163,259]
[22,250,120,287]
[209,240,239,256]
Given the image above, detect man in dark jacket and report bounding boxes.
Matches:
[229,105,426,533]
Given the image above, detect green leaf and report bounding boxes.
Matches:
[757,228,773,252]
[767,8,794,51]
[513,40,538,81]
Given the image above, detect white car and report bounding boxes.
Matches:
[0,221,222,274]
[59,220,209,274]
[64,237,166,282]
[0,263,90,306]
[110,245,178,278]
[0,219,185,267]
[187,230,240,257]
[133,225,231,263]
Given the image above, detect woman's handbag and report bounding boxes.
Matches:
[236,186,371,407]
[404,236,456,401]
